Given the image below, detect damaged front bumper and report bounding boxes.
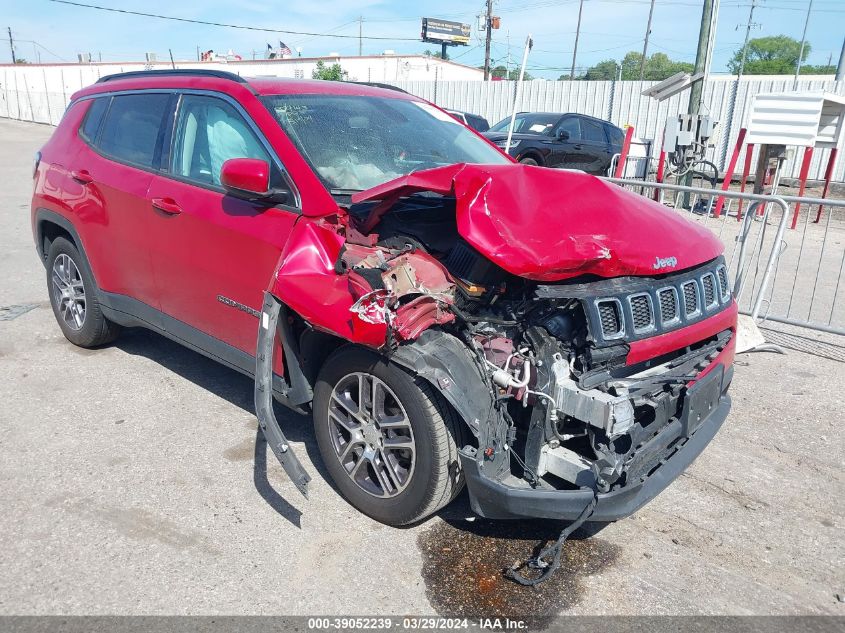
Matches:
[460,361,734,522]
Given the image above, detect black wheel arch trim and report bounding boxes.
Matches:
[388,329,494,440]
[34,208,87,265]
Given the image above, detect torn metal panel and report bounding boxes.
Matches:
[352,163,724,282]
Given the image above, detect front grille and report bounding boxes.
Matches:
[659,288,678,323]
[537,257,732,345]
[630,294,653,331]
[702,274,716,308]
[597,300,623,338]
[683,281,699,316]
[717,266,730,298]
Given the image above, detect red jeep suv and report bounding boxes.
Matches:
[32,70,736,527]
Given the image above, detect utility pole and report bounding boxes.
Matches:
[719,0,756,167]
[837,37,845,80]
[7,27,15,64]
[794,0,813,88]
[687,0,713,118]
[639,0,656,81]
[736,0,757,79]
[483,0,493,80]
[570,0,584,80]
[683,0,714,206]
[358,16,363,57]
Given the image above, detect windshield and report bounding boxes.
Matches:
[262,94,509,192]
[489,113,561,136]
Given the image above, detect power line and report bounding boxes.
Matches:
[44,0,420,41]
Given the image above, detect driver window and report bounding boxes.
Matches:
[171,95,270,186]
[555,117,581,140]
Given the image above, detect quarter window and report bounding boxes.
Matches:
[170,94,270,186]
[607,125,625,147]
[79,97,109,143]
[97,93,170,168]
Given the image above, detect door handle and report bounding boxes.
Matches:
[71,169,93,184]
[573,144,583,150]
[151,197,182,215]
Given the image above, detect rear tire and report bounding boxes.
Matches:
[46,236,120,348]
[313,346,465,526]
[519,157,539,166]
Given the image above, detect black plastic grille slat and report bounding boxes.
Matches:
[598,301,621,336]
[659,289,677,322]
[717,267,729,297]
[630,295,652,329]
[683,282,698,315]
[702,275,715,306]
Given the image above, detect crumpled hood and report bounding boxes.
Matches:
[351,163,723,282]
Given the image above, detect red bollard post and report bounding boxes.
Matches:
[653,150,666,202]
[791,146,814,229]
[614,125,635,179]
[737,143,754,221]
[713,128,747,218]
[815,147,839,223]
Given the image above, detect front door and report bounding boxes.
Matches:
[146,92,299,356]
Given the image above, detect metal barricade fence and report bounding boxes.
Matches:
[602,177,845,336]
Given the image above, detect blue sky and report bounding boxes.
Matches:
[3,0,843,78]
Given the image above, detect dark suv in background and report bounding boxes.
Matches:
[484,112,625,174]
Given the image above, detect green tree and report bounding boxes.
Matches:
[424,49,447,60]
[13,58,28,64]
[578,59,619,80]
[577,51,692,81]
[484,64,533,80]
[800,64,836,75]
[728,35,808,75]
[312,60,346,81]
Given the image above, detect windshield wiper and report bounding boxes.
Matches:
[331,188,363,195]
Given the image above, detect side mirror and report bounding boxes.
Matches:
[557,129,570,141]
[220,158,288,204]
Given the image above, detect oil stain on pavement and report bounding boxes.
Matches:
[419,518,619,623]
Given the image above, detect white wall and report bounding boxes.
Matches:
[1,61,842,181]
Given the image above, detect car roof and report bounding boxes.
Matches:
[72,70,419,102]
[509,111,621,128]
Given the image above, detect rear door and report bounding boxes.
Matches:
[67,92,173,314]
[579,118,613,175]
[145,92,299,356]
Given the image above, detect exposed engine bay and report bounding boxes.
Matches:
[331,189,735,498]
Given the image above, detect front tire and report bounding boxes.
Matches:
[46,236,120,348]
[313,346,465,526]
[519,157,539,166]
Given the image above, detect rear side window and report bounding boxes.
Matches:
[607,125,625,147]
[466,115,489,132]
[97,93,170,168]
[582,119,607,143]
[79,97,109,143]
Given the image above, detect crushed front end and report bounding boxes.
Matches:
[269,163,737,521]
[454,258,737,521]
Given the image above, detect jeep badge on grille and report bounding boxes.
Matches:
[653,256,678,270]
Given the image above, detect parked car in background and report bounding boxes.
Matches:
[484,112,625,175]
[445,109,490,132]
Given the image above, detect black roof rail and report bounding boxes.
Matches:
[351,81,409,94]
[96,69,250,85]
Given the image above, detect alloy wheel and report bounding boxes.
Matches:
[327,372,416,497]
[51,253,86,331]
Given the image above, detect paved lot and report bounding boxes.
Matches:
[0,118,843,617]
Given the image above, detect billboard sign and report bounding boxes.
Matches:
[421,18,471,46]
